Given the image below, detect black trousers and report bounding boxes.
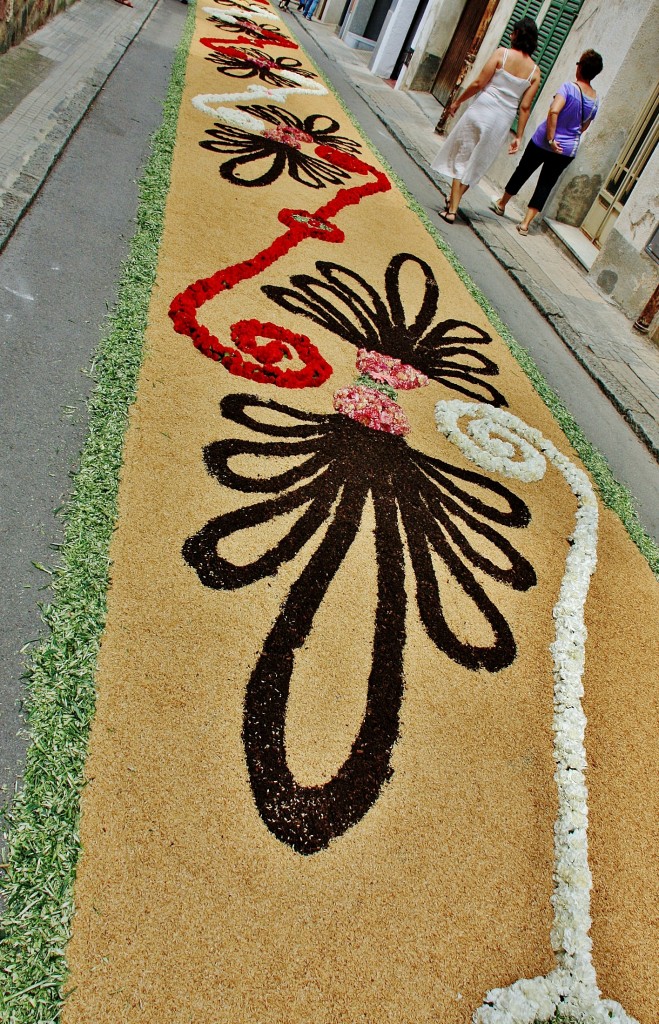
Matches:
[505,139,574,211]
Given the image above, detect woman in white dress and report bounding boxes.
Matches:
[433,17,541,224]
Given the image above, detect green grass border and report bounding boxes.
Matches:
[0,8,656,1023]
[290,21,658,575]
[0,5,197,1020]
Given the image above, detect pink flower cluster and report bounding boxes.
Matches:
[356,348,429,390]
[263,125,313,149]
[333,385,410,436]
[249,54,275,70]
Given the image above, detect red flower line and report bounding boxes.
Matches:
[201,32,298,52]
[210,44,275,67]
[169,147,391,389]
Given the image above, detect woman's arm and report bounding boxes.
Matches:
[508,73,541,153]
[448,48,503,118]
[545,93,567,153]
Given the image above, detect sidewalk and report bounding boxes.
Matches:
[287,13,659,463]
[0,0,159,250]
[1,0,658,462]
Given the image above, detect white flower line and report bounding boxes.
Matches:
[434,401,639,1024]
[192,79,328,131]
[194,8,328,132]
[202,5,281,23]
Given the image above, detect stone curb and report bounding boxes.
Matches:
[0,3,158,254]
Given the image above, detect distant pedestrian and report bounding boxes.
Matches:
[492,49,603,234]
[300,0,321,18]
[433,17,540,224]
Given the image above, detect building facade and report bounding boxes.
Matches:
[320,0,659,334]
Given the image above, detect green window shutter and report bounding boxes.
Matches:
[500,0,585,127]
[534,0,585,97]
[500,0,544,48]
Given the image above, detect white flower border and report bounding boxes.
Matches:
[434,401,639,1024]
[192,78,328,130]
[202,5,281,23]
[193,7,329,133]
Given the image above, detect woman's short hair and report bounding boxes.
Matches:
[511,17,538,55]
[578,49,604,81]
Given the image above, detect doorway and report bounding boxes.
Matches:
[582,82,659,247]
[364,0,393,43]
[431,0,492,106]
[391,0,430,81]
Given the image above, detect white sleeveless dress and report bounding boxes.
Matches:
[432,52,536,187]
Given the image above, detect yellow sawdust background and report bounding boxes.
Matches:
[62,6,658,1022]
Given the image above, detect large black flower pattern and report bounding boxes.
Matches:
[204,16,282,44]
[199,105,362,188]
[263,253,508,406]
[209,0,270,10]
[205,48,317,88]
[184,394,536,855]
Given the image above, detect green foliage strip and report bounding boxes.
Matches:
[0,5,196,1021]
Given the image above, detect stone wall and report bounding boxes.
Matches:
[1,0,76,54]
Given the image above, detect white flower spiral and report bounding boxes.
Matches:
[435,401,638,1024]
[435,400,547,482]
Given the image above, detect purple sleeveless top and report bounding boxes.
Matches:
[532,81,598,157]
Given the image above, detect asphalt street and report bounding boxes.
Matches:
[1,0,657,826]
[0,0,188,813]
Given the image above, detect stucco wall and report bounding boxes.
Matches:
[405,0,659,325]
[589,141,659,322]
[1,0,76,52]
[318,0,347,25]
[406,0,464,92]
[467,0,657,218]
[370,0,417,78]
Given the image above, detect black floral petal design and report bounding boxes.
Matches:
[205,18,279,41]
[184,394,536,854]
[205,49,317,88]
[199,106,361,188]
[239,106,362,155]
[209,0,270,12]
[263,254,508,405]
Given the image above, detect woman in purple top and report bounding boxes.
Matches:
[492,49,603,235]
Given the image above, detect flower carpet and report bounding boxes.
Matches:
[3,3,657,1023]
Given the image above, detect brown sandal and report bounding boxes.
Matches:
[439,210,456,224]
